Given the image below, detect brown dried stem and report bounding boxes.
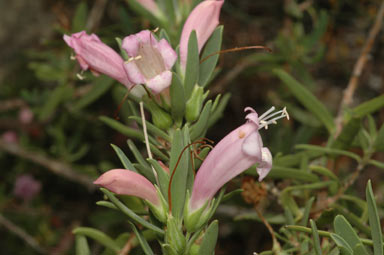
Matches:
[0,140,95,191]
[0,213,48,254]
[335,0,384,136]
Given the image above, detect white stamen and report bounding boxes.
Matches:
[259,106,275,120]
[76,73,85,80]
[258,106,289,130]
[152,27,159,33]
[134,55,142,60]
[70,55,76,60]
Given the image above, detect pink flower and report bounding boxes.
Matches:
[122,30,177,94]
[189,107,288,211]
[19,107,34,124]
[13,174,41,201]
[94,169,160,206]
[179,0,224,68]
[2,131,18,144]
[64,31,133,88]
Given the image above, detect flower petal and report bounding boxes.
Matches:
[257,148,272,181]
[146,70,173,94]
[94,169,160,206]
[157,38,177,69]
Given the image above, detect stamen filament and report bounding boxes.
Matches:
[259,106,275,120]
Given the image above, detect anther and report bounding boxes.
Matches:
[76,73,85,80]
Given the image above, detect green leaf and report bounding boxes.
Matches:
[110,144,137,172]
[147,158,170,200]
[310,220,322,255]
[101,188,164,235]
[295,144,361,162]
[273,68,335,133]
[198,220,219,255]
[127,0,166,28]
[366,180,383,255]
[330,233,353,255]
[71,77,114,111]
[353,243,370,255]
[170,73,186,124]
[190,100,212,141]
[184,31,200,98]
[128,222,154,255]
[96,201,118,210]
[352,94,384,118]
[334,215,369,255]
[169,128,190,217]
[127,140,155,183]
[39,85,73,121]
[129,116,171,141]
[375,123,384,152]
[246,166,319,182]
[99,116,144,141]
[332,116,361,150]
[208,93,231,127]
[199,26,223,87]
[75,235,90,255]
[300,197,315,226]
[72,2,88,33]
[73,227,120,253]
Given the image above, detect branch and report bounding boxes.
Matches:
[0,213,47,254]
[0,140,95,191]
[335,0,384,135]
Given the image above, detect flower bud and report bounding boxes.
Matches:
[165,215,186,254]
[185,85,207,123]
[146,101,173,130]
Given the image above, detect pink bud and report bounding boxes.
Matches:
[189,107,273,211]
[2,131,19,144]
[94,169,160,206]
[19,107,34,124]
[64,31,133,88]
[179,0,224,68]
[122,30,177,94]
[13,174,41,201]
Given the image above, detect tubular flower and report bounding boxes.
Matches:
[179,0,224,68]
[122,30,177,94]
[189,106,289,211]
[94,169,160,206]
[63,31,132,88]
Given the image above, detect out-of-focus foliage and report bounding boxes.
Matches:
[0,0,383,254]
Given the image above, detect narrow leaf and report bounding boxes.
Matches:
[330,233,353,255]
[366,180,383,255]
[184,31,200,98]
[73,227,120,253]
[273,68,335,133]
[198,220,219,255]
[190,100,212,141]
[352,94,384,118]
[128,222,154,255]
[310,220,322,255]
[170,73,186,124]
[75,235,90,255]
[110,144,137,172]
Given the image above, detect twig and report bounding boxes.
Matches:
[139,101,158,184]
[119,233,136,255]
[0,140,95,191]
[0,213,48,254]
[335,0,384,136]
[86,0,108,32]
[0,99,26,112]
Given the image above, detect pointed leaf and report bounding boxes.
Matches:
[170,73,186,124]
[101,188,164,235]
[334,215,369,255]
[366,180,383,255]
[331,233,353,255]
[190,100,212,141]
[310,220,322,255]
[198,220,219,255]
[273,68,335,133]
[352,94,384,118]
[110,144,137,172]
[73,227,120,253]
[128,222,154,255]
[199,26,223,87]
[75,235,90,255]
[184,31,200,98]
